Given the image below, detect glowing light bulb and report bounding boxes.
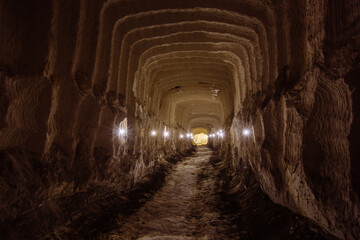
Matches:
[186,133,191,138]
[117,128,126,136]
[163,131,169,137]
[179,134,184,139]
[151,130,157,136]
[242,128,250,136]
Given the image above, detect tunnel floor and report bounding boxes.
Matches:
[97,146,337,240]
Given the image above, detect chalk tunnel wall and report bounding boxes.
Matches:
[0,0,359,239]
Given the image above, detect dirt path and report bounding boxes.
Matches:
[101,146,230,239]
[99,146,337,240]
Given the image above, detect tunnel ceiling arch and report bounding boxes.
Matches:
[91,0,290,131]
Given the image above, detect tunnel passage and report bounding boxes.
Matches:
[0,0,359,239]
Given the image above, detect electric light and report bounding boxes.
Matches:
[117,128,126,136]
[186,133,191,138]
[242,128,251,136]
[163,130,169,137]
[151,130,157,136]
[179,134,184,139]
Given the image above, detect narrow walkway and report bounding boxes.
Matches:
[99,146,336,240]
[103,146,235,239]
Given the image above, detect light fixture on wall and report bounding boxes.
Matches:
[186,133,192,138]
[163,130,169,138]
[117,128,126,136]
[179,134,184,139]
[242,128,251,136]
[151,130,157,136]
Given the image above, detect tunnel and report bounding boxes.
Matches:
[0,0,360,239]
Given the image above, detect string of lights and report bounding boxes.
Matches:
[116,127,252,140]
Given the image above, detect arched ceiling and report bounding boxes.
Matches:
[90,0,287,131]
